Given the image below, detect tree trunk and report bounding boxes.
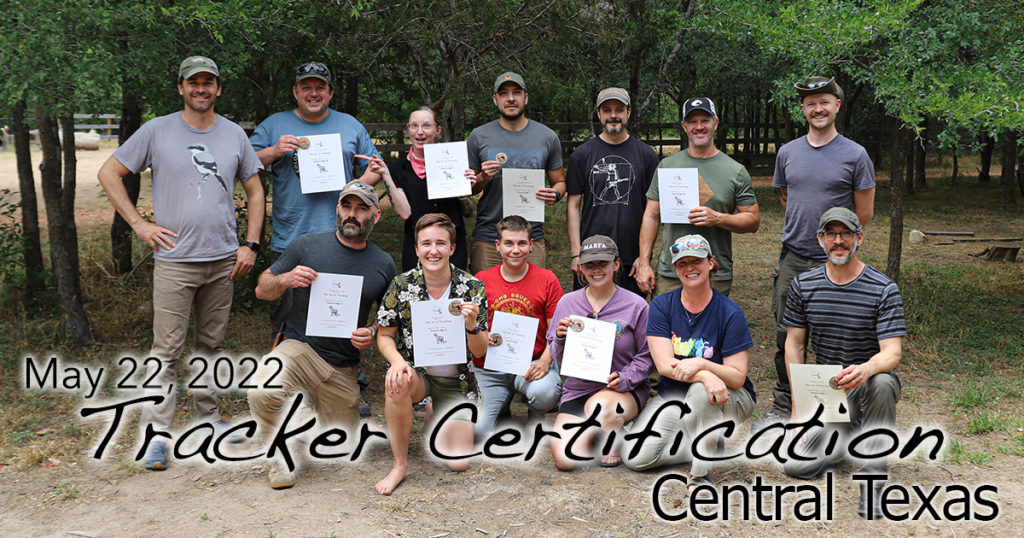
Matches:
[904,137,915,196]
[12,99,45,301]
[979,134,993,182]
[1000,131,1019,205]
[915,118,927,189]
[951,146,958,184]
[886,122,907,283]
[112,85,143,273]
[35,108,93,344]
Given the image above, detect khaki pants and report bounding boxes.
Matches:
[247,339,361,443]
[470,239,546,274]
[653,274,732,298]
[141,256,234,433]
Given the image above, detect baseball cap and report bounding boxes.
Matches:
[670,234,713,263]
[683,97,717,119]
[595,87,630,109]
[578,235,619,264]
[818,207,861,233]
[296,62,332,85]
[179,56,219,80]
[795,76,844,100]
[338,181,379,207]
[493,72,526,93]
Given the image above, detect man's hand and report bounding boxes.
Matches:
[350,327,375,350]
[536,186,560,205]
[133,221,178,252]
[524,358,551,381]
[478,160,501,182]
[229,245,257,280]
[272,134,301,160]
[835,362,875,392]
[688,205,722,227]
[385,362,416,394]
[282,265,318,288]
[633,263,656,294]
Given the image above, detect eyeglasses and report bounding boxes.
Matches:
[296,63,329,76]
[818,230,857,242]
[407,123,436,132]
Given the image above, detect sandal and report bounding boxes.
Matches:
[687,473,715,498]
[599,453,622,468]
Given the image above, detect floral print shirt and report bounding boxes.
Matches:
[377,263,488,364]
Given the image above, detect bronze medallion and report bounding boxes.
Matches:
[495,152,508,164]
[448,299,463,316]
[569,318,585,333]
[490,333,503,346]
[828,376,840,390]
[297,137,310,150]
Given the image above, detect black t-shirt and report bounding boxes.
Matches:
[270,231,397,367]
[566,136,658,264]
[388,153,467,271]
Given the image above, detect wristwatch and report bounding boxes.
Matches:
[244,241,260,253]
[466,327,480,335]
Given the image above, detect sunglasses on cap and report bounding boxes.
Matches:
[803,80,830,89]
[670,240,705,255]
[297,63,329,75]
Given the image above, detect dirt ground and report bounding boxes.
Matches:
[1,145,1022,537]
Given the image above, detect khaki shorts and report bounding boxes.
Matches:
[422,373,473,421]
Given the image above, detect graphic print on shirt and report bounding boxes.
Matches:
[186,143,227,201]
[671,331,714,358]
[489,293,536,321]
[588,155,636,206]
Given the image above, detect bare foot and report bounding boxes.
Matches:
[374,466,407,495]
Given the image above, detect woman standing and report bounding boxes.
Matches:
[624,234,755,495]
[362,106,470,271]
[546,235,652,469]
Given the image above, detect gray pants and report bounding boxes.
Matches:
[471,362,561,437]
[625,385,754,477]
[783,371,901,479]
[769,248,823,416]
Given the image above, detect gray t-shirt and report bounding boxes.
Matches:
[772,134,875,260]
[466,119,562,241]
[646,150,756,281]
[113,112,263,262]
[270,231,398,367]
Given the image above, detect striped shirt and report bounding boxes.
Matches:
[783,264,906,367]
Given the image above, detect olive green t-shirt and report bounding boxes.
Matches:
[646,151,756,281]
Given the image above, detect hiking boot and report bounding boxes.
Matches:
[358,400,371,418]
[213,419,247,444]
[269,462,296,490]
[142,441,167,470]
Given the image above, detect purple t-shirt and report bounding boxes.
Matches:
[547,286,652,406]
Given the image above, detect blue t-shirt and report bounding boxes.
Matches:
[647,289,755,401]
[250,109,381,253]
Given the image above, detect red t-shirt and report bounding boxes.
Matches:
[474,263,564,368]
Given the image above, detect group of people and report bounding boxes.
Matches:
[97,56,906,518]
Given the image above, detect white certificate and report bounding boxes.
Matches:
[304,273,364,338]
[411,298,468,367]
[424,141,471,199]
[297,133,347,194]
[484,311,540,376]
[790,364,850,423]
[501,168,545,222]
[560,315,616,383]
[657,168,700,223]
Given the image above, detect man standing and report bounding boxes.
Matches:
[635,97,760,298]
[97,56,265,470]
[248,181,397,489]
[781,207,904,519]
[467,71,566,273]
[250,61,383,337]
[566,87,659,296]
[473,215,564,436]
[757,76,876,429]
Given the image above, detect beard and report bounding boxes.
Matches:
[499,108,524,122]
[337,214,374,241]
[603,121,624,134]
[825,240,857,265]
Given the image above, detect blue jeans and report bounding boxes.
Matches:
[472,361,561,437]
